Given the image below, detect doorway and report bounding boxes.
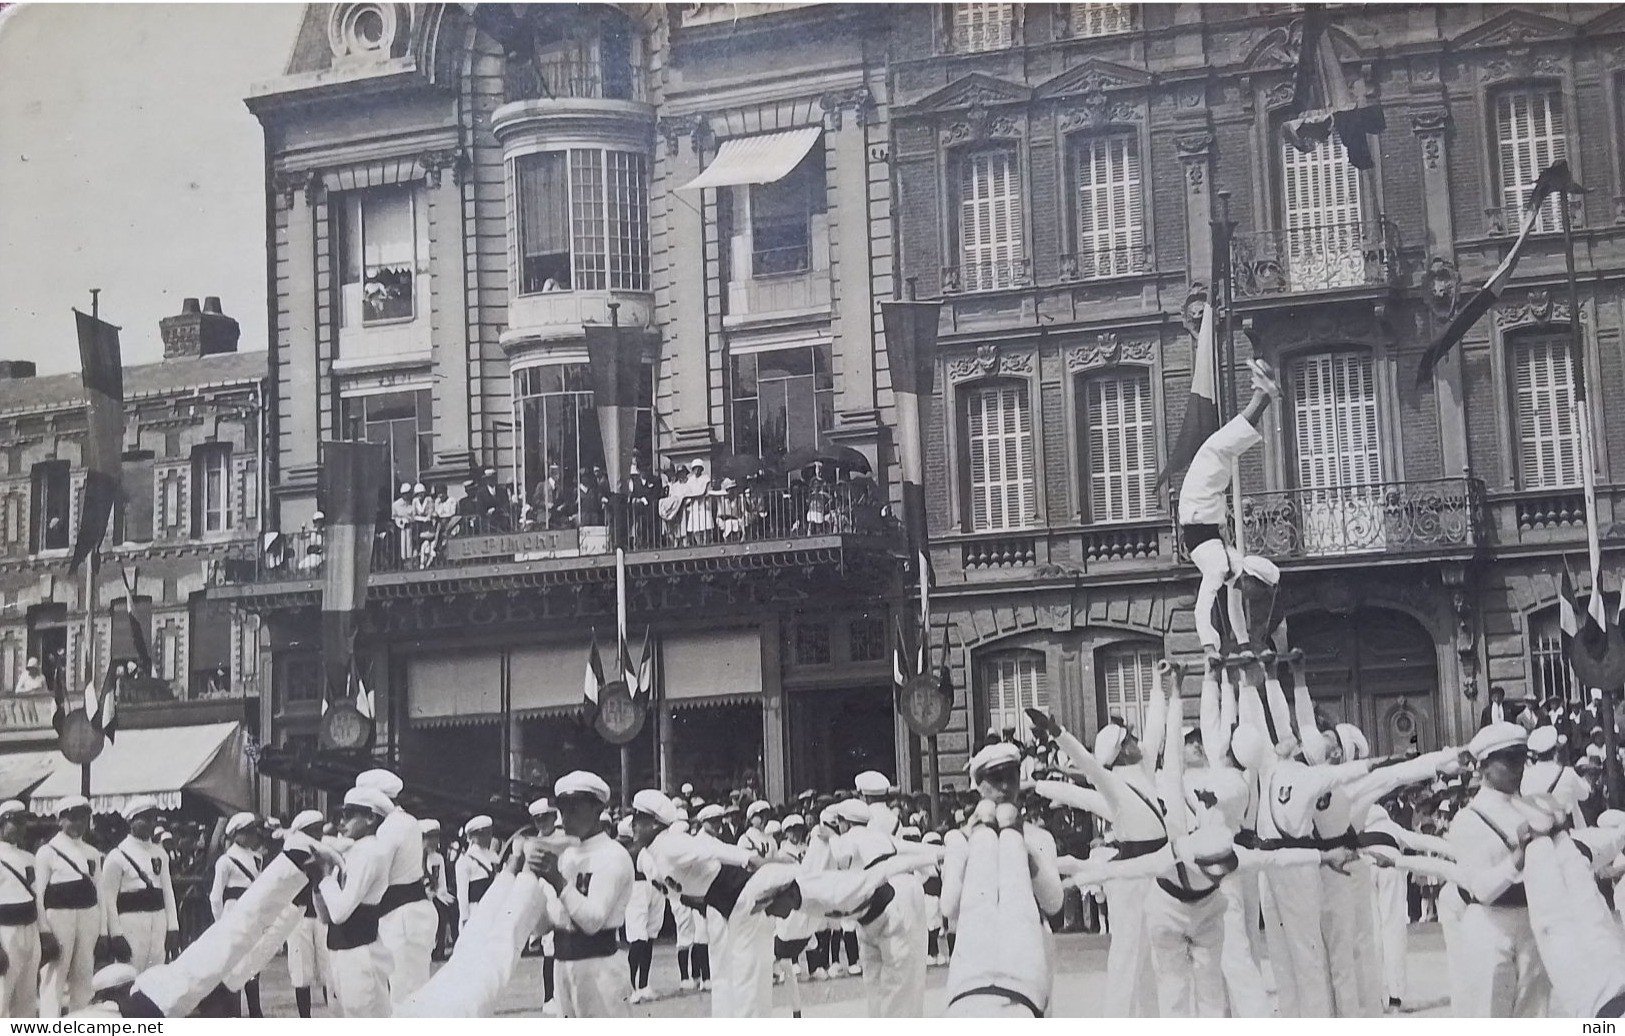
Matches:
[787,685,897,795]
[1289,607,1439,755]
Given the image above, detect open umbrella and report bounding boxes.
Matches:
[717,453,769,480]
[779,447,822,472]
[817,445,872,474]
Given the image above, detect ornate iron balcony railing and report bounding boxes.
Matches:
[942,257,1034,295]
[1230,218,1400,299]
[1239,478,1485,561]
[1060,243,1153,282]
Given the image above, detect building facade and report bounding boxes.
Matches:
[0,298,265,802]
[893,2,1625,781]
[234,3,906,807]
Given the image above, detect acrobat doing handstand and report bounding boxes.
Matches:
[1176,359,1284,666]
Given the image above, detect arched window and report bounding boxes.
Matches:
[981,649,1048,740]
[963,380,1036,531]
[1096,641,1159,739]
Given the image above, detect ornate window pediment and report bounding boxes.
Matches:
[903,73,1031,117]
[1449,10,1573,51]
[1035,59,1151,100]
[1242,20,1364,73]
[947,344,1036,384]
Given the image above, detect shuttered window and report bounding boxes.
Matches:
[1069,2,1134,37]
[1497,88,1567,234]
[958,150,1023,291]
[1099,642,1158,740]
[1281,134,1364,290]
[1071,134,1143,278]
[1084,369,1155,522]
[1512,334,1581,490]
[965,382,1036,532]
[1291,351,1381,490]
[984,650,1047,739]
[953,3,1014,51]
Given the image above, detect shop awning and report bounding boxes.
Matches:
[409,653,501,727]
[511,643,591,713]
[681,127,823,191]
[0,748,71,801]
[29,722,251,816]
[664,629,763,701]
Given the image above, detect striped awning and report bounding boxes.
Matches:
[681,127,823,191]
[29,723,249,816]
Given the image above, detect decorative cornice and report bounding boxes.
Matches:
[1478,51,1564,86]
[1407,106,1450,135]
[419,148,467,189]
[271,169,317,208]
[941,112,1024,148]
[819,86,873,131]
[1056,99,1140,134]
[1066,334,1155,374]
[1494,290,1586,332]
[946,344,1035,384]
[658,114,713,157]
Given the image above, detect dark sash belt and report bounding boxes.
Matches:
[327,903,381,950]
[948,985,1044,1017]
[705,864,753,918]
[380,881,427,916]
[1459,883,1528,909]
[467,876,493,905]
[921,875,943,898]
[554,928,619,961]
[295,885,317,918]
[856,881,897,927]
[1112,837,1169,861]
[0,901,38,926]
[1156,878,1220,903]
[118,889,166,913]
[43,878,97,911]
[222,887,247,904]
[1252,834,1321,851]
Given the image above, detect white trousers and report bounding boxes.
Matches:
[1260,868,1331,1017]
[708,904,774,1017]
[1145,885,1228,1018]
[398,873,548,1018]
[379,900,437,1004]
[1371,866,1408,1004]
[944,825,1053,1016]
[1191,539,1250,652]
[1320,863,1378,1016]
[1451,902,1549,1017]
[557,953,631,1017]
[39,905,98,1018]
[1219,881,1272,1017]
[857,876,928,1018]
[329,942,392,1018]
[287,915,329,990]
[0,922,40,1018]
[225,903,302,993]
[1102,878,1157,1016]
[119,909,168,974]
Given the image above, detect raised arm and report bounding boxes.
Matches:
[939,829,968,925]
[1277,652,1321,764]
[1200,668,1229,767]
[1061,845,1176,888]
[1139,667,1169,778]
[1157,660,1192,839]
[1025,825,1065,918]
[1032,780,1113,819]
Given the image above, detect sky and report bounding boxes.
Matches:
[0,3,304,372]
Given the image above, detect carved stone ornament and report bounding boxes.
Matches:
[1495,291,1584,331]
[420,149,466,189]
[658,114,711,157]
[1174,131,1214,160]
[820,86,873,131]
[1066,333,1155,373]
[1426,257,1460,319]
[272,169,318,207]
[1182,281,1210,334]
[1057,98,1139,133]
[947,345,1035,383]
[1485,207,1507,236]
[1263,80,1296,111]
[1479,50,1564,86]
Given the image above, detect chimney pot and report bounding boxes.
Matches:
[181,298,201,315]
[161,297,239,359]
[203,296,222,315]
[0,360,37,380]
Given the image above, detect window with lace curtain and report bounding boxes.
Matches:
[1494,87,1568,234]
[982,650,1047,740]
[513,148,649,294]
[1097,641,1159,739]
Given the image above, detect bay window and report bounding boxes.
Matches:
[514,148,650,295]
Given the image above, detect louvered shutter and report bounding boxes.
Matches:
[955,3,1014,51]
[1074,135,1143,278]
[1514,335,1581,489]
[966,382,1035,531]
[960,151,1022,291]
[985,653,1047,738]
[1292,352,1381,491]
[1100,644,1157,738]
[1281,135,1363,290]
[1071,3,1133,37]
[1087,370,1155,521]
[1497,89,1568,234]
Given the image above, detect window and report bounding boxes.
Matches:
[115,452,155,544]
[190,445,232,537]
[26,604,68,696]
[965,382,1035,531]
[741,142,825,277]
[952,3,1015,51]
[1511,334,1581,490]
[1070,133,1144,278]
[190,592,233,698]
[849,615,886,663]
[338,187,419,324]
[1530,611,1578,705]
[1280,134,1364,290]
[794,623,832,665]
[1082,369,1156,521]
[514,148,650,294]
[342,389,434,486]
[513,364,655,520]
[1098,642,1158,739]
[1067,2,1134,37]
[983,650,1047,740]
[1496,88,1567,234]
[956,150,1024,292]
[108,597,153,675]
[277,653,322,704]
[1290,351,1381,490]
[29,460,70,553]
[731,344,835,462]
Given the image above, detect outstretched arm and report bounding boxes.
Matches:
[1282,651,1325,765]
[1157,660,1191,839]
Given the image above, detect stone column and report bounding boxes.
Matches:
[424,151,472,461]
[760,616,786,803]
[825,88,879,428]
[1175,130,1215,285]
[1409,105,1469,479]
[659,117,716,461]
[274,171,320,526]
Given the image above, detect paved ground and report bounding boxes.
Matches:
[250,923,1454,1018]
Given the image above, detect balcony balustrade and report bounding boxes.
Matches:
[1230,218,1400,299]
[942,257,1033,295]
[1237,479,1484,561]
[1059,244,1153,282]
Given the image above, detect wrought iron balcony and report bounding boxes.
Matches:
[1230,218,1400,299]
[942,257,1033,295]
[1060,244,1153,282]
[1238,478,1485,561]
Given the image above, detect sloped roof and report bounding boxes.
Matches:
[0,350,265,416]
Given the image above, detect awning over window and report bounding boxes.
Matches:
[409,653,502,726]
[0,749,70,801]
[511,643,590,716]
[681,127,823,191]
[663,629,763,700]
[29,722,250,816]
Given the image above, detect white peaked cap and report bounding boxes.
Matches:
[617,816,636,840]
[1335,723,1370,762]
[291,809,326,833]
[1468,722,1528,762]
[0,800,26,819]
[681,783,695,795]
[462,814,494,836]
[633,789,679,827]
[968,741,1022,782]
[696,804,726,822]
[819,804,841,827]
[56,794,91,815]
[782,813,806,829]
[747,800,772,818]
[1094,725,1127,767]
[225,811,259,835]
[833,799,871,826]
[924,831,944,845]
[120,796,161,822]
[92,963,139,993]
[854,771,892,796]
[764,820,782,835]
[343,789,392,819]
[528,798,555,818]
[418,818,441,834]
[1528,725,1559,755]
[1239,555,1280,586]
[554,771,612,803]
[355,769,404,799]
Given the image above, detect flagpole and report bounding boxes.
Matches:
[920,537,939,826]
[1217,193,1245,555]
[617,546,630,810]
[82,287,104,801]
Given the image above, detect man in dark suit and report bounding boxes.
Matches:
[1478,686,1525,728]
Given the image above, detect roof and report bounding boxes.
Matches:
[0,350,265,416]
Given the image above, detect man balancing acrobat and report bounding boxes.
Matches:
[1176,358,1284,667]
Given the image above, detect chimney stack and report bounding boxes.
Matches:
[160,295,240,358]
[0,360,36,380]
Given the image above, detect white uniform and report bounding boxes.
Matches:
[374,807,437,1004]
[0,842,43,1018]
[646,826,770,1017]
[1445,786,1550,1017]
[209,844,260,920]
[319,834,392,1018]
[35,832,106,1018]
[100,835,177,973]
[1522,760,1592,829]
[285,879,329,991]
[626,849,666,943]
[1176,416,1264,652]
[455,845,500,930]
[549,831,633,1017]
[836,824,932,1017]
[1097,767,1165,1018]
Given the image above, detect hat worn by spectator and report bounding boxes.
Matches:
[633,789,679,827]
[555,771,612,804]
[56,794,91,817]
[764,820,782,837]
[696,804,726,823]
[1528,725,1560,756]
[461,815,494,838]
[681,783,695,796]
[120,796,161,823]
[746,801,772,819]
[1468,722,1528,762]
[1094,725,1128,767]
[343,789,392,819]
[355,768,405,800]
[528,798,555,819]
[399,482,412,495]
[290,809,325,834]
[818,804,841,828]
[0,800,26,821]
[782,813,806,829]
[225,812,258,836]
[418,818,441,835]
[899,826,921,840]
[854,771,892,798]
[968,740,1022,783]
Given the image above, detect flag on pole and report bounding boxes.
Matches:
[354,668,374,721]
[635,626,654,700]
[94,672,119,744]
[1157,303,1219,488]
[618,629,637,692]
[1559,565,1580,660]
[892,617,915,690]
[318,441,389,702]
[880,299,943,581]
[583,629,606,708]
[1281,4,1384,170]
[1416,161,1582,387]
[120,567,152,674]
[70,309,125,572]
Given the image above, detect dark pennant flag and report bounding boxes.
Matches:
[70,310,124,572]
[319,441,390,702]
